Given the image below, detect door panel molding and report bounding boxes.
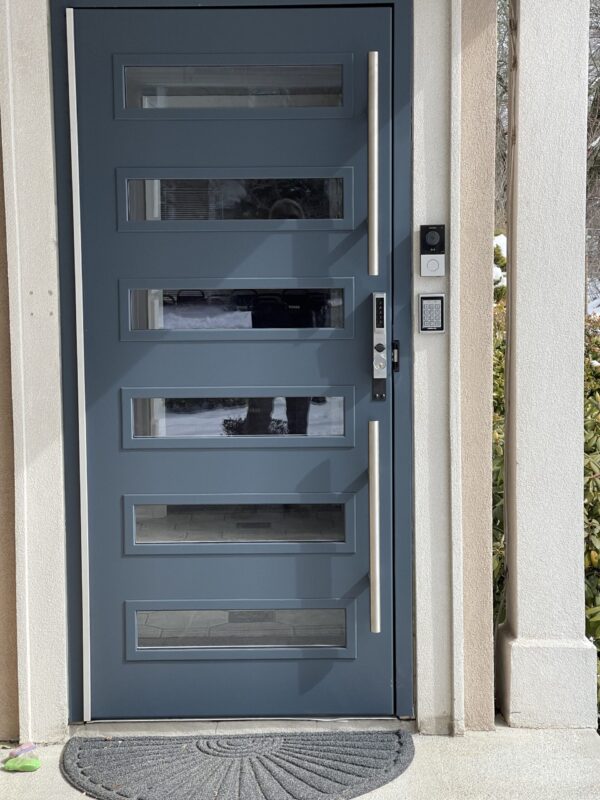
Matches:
[117,166,355,232]
[118,277,356,341]
[121,386,356,449]
[125,598,358,661]
[113,51,355,120]
[123,492,357,555]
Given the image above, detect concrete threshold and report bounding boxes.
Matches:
[1,720,599,799]
[69,716,412,737]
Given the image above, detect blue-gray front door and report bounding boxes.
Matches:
[73,5,399,719]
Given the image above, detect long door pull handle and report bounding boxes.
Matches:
[368,51,379,277]
[369,420,381,633]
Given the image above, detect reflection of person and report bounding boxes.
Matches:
[243,397,310,435]
[243,198,311,435]
[268,198,305,220]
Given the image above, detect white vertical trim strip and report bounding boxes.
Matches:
[0,0,33,742]
[368,51,379,276]
[66,7,91,723]
[369,420,381,633]
[449,0,465,736]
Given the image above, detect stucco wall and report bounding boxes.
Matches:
[0,127,18,742]
[460,0,496,730]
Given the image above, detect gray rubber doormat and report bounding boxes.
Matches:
[61,731,414,800]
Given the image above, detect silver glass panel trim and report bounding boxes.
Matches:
[368,51,379,276]
[369,420,381,633]
[67,7,91,722]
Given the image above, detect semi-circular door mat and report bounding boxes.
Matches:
[61,730,414,800]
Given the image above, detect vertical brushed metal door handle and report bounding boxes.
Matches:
[369,420,381,633]
[368,51,379,277]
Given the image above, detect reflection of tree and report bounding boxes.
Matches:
[223,417,288,436]
[167,398,246,413]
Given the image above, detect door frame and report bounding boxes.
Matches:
[0,0,479,740]
[49,0,414,722]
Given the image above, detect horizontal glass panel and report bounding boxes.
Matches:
[127,178,344,221]
[134,503,345,544]
[137,609,346,648]
[124,64,343,110]
[129,288,344,331]
[132,396,344,438]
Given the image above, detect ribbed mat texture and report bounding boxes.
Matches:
[61,731,414,800]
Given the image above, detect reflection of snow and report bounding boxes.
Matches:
[164,397,344,437]
[163,305,252,330]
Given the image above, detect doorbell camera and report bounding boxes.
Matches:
[420,224,446,277]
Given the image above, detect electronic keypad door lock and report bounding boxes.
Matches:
[372,293,387,400]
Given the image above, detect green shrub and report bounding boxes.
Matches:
[493,301,506,622]
[494,244,507,271]
[494,284,507,304]
[584,317,600,705]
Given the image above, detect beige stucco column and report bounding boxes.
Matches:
[497,0,598,728]
[460,0,496,731]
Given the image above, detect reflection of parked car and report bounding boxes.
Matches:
[160,288,335,328]
[169,290,207,306]
[205,291,230,306]
[230,290,258,311]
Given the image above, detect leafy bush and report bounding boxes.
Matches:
[494,244,507,271]
[494,284,507,304]
[493,307,600,705]
[584,317,600,704]
[493,301,506,622]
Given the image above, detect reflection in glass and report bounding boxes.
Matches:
[136,608,346,648]
[129,288,344,331]
[124,64,343,110]
[127,178,344,221]
[132,396,344,437]
[134,503,345,543]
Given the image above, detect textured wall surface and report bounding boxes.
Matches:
[498,0,597,728]
[412,0,454,734]
[0,129,18,742]
[0,0,70,742]
[460,0,496,731]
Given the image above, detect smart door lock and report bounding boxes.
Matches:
[372,293,387,400]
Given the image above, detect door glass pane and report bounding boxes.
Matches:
[127,178,344,221]
[137,609,346,648]
[130,288,344,331]
[132,396,344,437]
[124,64,343,109]
[134,503,345,543]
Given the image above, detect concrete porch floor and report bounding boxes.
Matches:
[1,719,599,800]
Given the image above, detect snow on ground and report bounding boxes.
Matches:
[163,305,253,329]
[494,234,507,258]
[588,277,600,316]
[493,266,507,287]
